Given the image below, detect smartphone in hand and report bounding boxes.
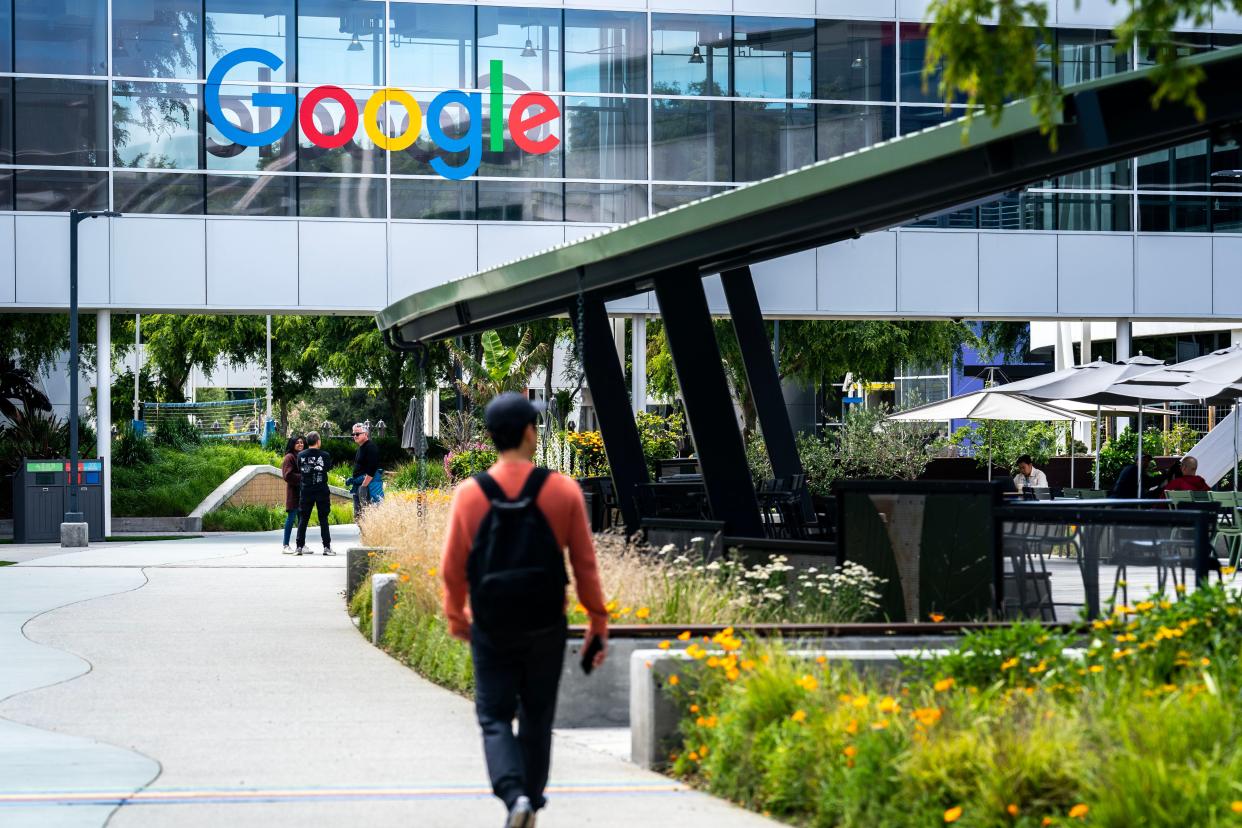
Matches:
[580,634,605,675]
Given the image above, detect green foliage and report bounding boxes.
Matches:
[636,411,686,476]
[113,423,156,466]
[150,415,202,451]
[944,420,1085,472]
[390,459,449,490]
[318,436,407,468]
[112,443,278,517]
[201,502,351,532]
[745,431,774,485]
[447,327,550,407]
[1097,427,1166,489]
[1162,421,1201,456]
[0,412,97,484]
[448,448,498,480]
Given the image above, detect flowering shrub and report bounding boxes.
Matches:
[445,445,497,481]
[566,430,609,476]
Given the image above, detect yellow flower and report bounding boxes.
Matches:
[796,674,819,691]
[689,704,700,713]
[1001,657,1020,671]
[1068,803,1089,819]
[842,744,857,758]
[870,719,890,731]
[790,709,807,723]
[399,574,410,583]
[851,695,870,709]
[668,674,679,686]
[878,696,900,714]
[687,751,699,762]
[1088,665,1104,673]
[605,600,618,612]
[944,806,963,823]
[929,613,945,623]
[1007,803,1020,817]
[725,668,740,681]
[1042,818,1053,827]
[816,655,828,664]
[635,607,651,619]
[1175,583,1187,593]
[934,677,956,692]
[426,567,438,577]
[912,707,942,727]
[1222,566,1237,576]
[1028,660,1048,675]
[658,640,672,650]
[844,719,858,735]
[1231,801,1242,813]
[677,630,692,641]
[1112,648,1133,660]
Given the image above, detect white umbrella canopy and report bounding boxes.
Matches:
[1047,399,1177,416]
[1114,345,1242,387]
[888,391,1093,423]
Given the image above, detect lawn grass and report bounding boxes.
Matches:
[202,503,353,532]
[113,443,279,517]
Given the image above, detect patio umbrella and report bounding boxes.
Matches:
[888,391,1091,481]
[400,394,428,456]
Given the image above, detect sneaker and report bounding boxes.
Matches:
[281,545,293,555]
[322,547,336,556]
[295,547,306,556]
[506,796,535,828]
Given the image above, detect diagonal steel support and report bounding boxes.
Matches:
[721,267,813,520]
[571,295,648,534]
[654,272,764,537]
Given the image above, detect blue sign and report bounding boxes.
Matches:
[842,396,864,404]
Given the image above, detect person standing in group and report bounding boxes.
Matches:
[441,393,609,828]
[351,422,382,517]
[280,434,304,554]
[295,431,334,556]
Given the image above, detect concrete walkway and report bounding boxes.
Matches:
[0,531,775,827]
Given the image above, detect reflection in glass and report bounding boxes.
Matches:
[478,93,562,178]
[1137,31,1242,66]
[391,178,475,219]
[299,0,386,86]
[477,6,561,93]
[816,20,894,102]
[1055,193,1132,231]
[565,97,646,181]
[205,0,295,82]
[1213,196,1242,232]
[207,85,297,171]
[1139,141,1209,191]
[113,83,201,168]
[1051,161,1131,190]
[732,17,812,99]
[652,14,729,96]
[899,25,966,105]
[477,180,562,221]
[565,10,646,94]
[15,169,108,211]
[298,176,386,218]
[1056,28,1128,84]
[206,173,297,215]
[15,0,107,75]
[652,183,732,213]
[1140,195,1209,232]
[565,183,646,223]
[113,0,202,79]
[298,88,382,175]
[652,98,731,182]
[0,1,11,72]
[389,93,474,176]
[1212,139,1242,193]
[0,80,13,164]
[0,172,12,211]
[734,102,813,181]
[390,3,474,90]
[114,171,205,213]
[817,104,893,160]
[15,79,108,167]
[899,105,966,135]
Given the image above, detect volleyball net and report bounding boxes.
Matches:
[141,398,264,440]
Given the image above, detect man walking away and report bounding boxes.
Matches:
[351,422,382,517]
[441,393,609,828]
[295,431,334,556]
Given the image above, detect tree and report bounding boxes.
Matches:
[447,328,550,407]
[120,315,250,402]
[227,316,323,435]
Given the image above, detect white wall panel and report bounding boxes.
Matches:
[896,0,932,20]
[817,231,896,313]
[736,0,812,15]
[298,222,387,311]
[564,224,611,243]
[753,250,818,314]
[388,223,478,305]
[897,231,978,315]
[818,0,894,18]
[112,218,204,307]
[1057,0,1121,25]
[1214,236,1242,316]
[979,233,1057,315]
[0,216,14,304]
[1135,235,1212,316]
[1057,234,1133,315]
[16,215,110,306]
[478,225,565,271]
[207,220,297,308]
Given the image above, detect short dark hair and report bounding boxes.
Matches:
[1017,454,1033,466]
[489,421,533,452]
[305,430,321,447]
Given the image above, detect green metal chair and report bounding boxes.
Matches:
[1210,492,1242,568]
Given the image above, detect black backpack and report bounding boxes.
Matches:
[466,468,569,633]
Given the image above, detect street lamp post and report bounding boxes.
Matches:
[63,209,120,539]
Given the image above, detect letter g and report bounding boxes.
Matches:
[206,48,295,147]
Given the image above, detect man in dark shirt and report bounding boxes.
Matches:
[1110,457,1162,499]
[295,430,334,556]
[351,422,382,517]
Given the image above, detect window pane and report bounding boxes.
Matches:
[1212,139,1242,193]
[565,183,646,223]
[298,0,386,86]
[899,24,966,105]
[732,17,812,99]
[113,0,202,79]
[1057,193,1132,231]
[899,105,966,135]
[205,0,295,82]
[389,3,474,90]
[0,172,12,210]
[652,98,731,182]
[113,83,201,169]
[652,14,729,96]
[15,169,108,211]
[114,171,205,213]
[907,206,977,229]
[565,96,646,180]
[477,6,561,93]
[1050,161,1131,190]
[1139,195,1209,232]
[298,176,386,218]
[15,79,108,167]
[817,20,894,102]
[0,80,13,164]
[298,88,382,174]
[206,85,297,171]
[0,1,11,72]
[478,93,561,178]
[477,180,562,221]
[817,103,894,160]
[15,0,107,75]
[206,173,296,215]
[652,183,732,213]
[1214,196,1242,232]
[734,102,813,181]
[389,92,476,176]
[1139,140,1209,191]
[391,178,475,219]
[564,10,646,95]
[1056,28,1129,84]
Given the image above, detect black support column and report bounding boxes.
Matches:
[571,294,648,535]
[721,267,812,519]
[654,272,764,537]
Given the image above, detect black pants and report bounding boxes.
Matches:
[295,492,331,549]
[470,621,567,812]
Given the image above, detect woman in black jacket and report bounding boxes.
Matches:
[281,435,304,552]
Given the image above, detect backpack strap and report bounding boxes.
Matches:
[516,467,552,504]
[473,472,507,504]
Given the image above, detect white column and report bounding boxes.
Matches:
[631,314,647,416]
[611,317,625,365]
[1116,319,1132,361]
[1231,329,1242,347]
[132,313,140,422]
[265,315,273,424]
[96,310,111,536]
[1053,322,1071,371]
[1080,321,1092,365]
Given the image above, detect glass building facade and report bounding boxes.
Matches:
[0,0,1236,230]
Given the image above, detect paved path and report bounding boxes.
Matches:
[0,531,775,828]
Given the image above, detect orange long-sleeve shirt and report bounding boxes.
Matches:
[441,459,609,639]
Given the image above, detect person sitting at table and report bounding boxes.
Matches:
[1013,454,1048,491]
[1110,457,1162,499]
[1163,455,1210,493]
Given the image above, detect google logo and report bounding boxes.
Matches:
[205,48,560,181]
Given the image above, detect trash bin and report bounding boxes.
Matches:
[14,458,104,543]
